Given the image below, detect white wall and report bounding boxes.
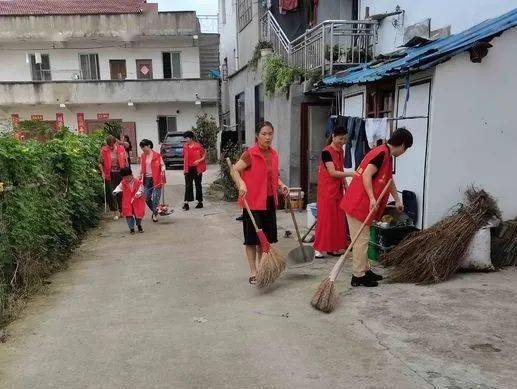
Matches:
[1,103,218,155]
[0,42,201,81]
[425,26,517,225]
[360,0,517,54]
[219,0,238,75]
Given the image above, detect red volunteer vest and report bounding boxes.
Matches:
[317,145,345,202]
[101,145,127,180]
[238,144,279,211]
[121,178,145,218]
[183,141,207,174]
[140,151,166,188]
[340,144,392,223]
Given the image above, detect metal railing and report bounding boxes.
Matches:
[260,11,377,75]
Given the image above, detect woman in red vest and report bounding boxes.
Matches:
[182,131,207,211]
[313,126,355,258]
[233,122,289,285]
[341,128,413,287]
[98,135,128,220]
[139,139,166,222]
[113,167,146,234]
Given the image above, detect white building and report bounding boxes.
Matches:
[219,0,517,227]
[0,0,220,159]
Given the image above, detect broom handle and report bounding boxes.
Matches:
[329,179,393,282]
[287,197,307,257]
[226,158,261,233]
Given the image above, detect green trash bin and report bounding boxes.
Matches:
[368,225,379,261]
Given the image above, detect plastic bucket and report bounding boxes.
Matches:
[306,203,317,228]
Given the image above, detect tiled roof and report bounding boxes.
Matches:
[0,0,146,16]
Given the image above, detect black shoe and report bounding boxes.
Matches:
[351,275,378,287]
[152,214,158,222]
[236,215,244,221]
[195,202,204,209]
[365,269,383,281]
[183,203,189,211]
[130,229,135,235]
[138,226,144,233]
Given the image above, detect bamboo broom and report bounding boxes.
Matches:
[226,158,285,288]
[311,179,392,313]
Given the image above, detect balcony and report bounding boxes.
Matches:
[260,11,377,75]
[0,79,218,106]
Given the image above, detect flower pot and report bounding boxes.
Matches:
[261,48,273,57]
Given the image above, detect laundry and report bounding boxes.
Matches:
[280,0,299,12]
[344,117,370,169]
[325,115,348,138]
[365,117,388,148]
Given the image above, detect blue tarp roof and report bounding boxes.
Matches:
[322,8,517,86]
[209,69,221,79]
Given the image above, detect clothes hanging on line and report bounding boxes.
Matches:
[325,115,348,138]
[280,0,299,12]
[365,117,388,148]
[345,117,370,170]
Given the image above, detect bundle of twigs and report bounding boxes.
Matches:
[380,188,501,284]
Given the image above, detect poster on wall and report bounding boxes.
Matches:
[56,113,64,129]
[97,113,109,120]
[77,113,86,133]
[11,114,20,127]
[31,114,44,121]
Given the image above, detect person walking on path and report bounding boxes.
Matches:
[113,167,145,234]
[233,122,289,285]
[182,131,207,211]
[340,128,413,287]
[314,126,355,258]
[99,134,128,220]
[139,139,166,223]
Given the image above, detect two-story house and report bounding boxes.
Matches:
[0,0,220,159]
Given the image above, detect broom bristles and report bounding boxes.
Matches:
[255,246,286,288]
[310,277,337,313]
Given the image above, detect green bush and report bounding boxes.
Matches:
[0,124,104,324]
[192,113,219,163]
[214,142,245,201]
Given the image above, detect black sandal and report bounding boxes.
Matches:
[248,275,257,285]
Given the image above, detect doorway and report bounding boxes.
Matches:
[300,102,331,203]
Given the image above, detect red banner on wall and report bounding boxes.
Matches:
[77,113,86,133]
[56,113,64,129]
[31,114,44,121]
[11,114,20,127]
[97,113,109,120]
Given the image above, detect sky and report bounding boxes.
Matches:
[154,0,218,15]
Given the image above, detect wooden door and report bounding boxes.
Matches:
[121,122,138,161]
[136,59,153,79]
[110,60,127,80]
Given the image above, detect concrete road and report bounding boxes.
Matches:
[0,166,516,389]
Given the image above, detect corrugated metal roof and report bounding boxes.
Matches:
[322,8,517,86]
[0,0,146,16]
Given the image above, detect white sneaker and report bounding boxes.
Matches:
[113,215,119,221]
[315,250,325,258]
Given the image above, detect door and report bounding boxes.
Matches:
[121,122,138,161]
[394,81,431,228]
[136,59,153,79]
[110,60,127,80]
[157,116,177,143]
[307,106,329,203]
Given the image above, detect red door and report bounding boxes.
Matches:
[121,122,138,161]
[136,59,153,79]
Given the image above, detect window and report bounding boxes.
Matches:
[162,52,182,79]
[109,60,127,80]
[237,0,252,31]
[157,115,177,143]
[30,54,51,81]
[136,59,153,79]
[79,54,100,80]
[255,84,264,128]
[235,92,245,144]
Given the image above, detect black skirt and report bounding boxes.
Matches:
[242,196,278,246]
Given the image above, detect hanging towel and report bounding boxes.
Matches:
[344,117,369,169]
[365,117,388,148]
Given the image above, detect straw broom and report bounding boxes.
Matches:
[311,179,393,313]
[380,187,500,284]
[226,158,285,288]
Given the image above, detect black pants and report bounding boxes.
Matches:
[104,171,122,212]
[184,167,203,202]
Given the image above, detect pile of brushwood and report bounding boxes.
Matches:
[0,124,104,324]
[380,188,501,284]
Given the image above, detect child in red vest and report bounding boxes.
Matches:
[113,167,145,234]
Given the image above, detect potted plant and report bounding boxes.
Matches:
[259,41,274,57]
